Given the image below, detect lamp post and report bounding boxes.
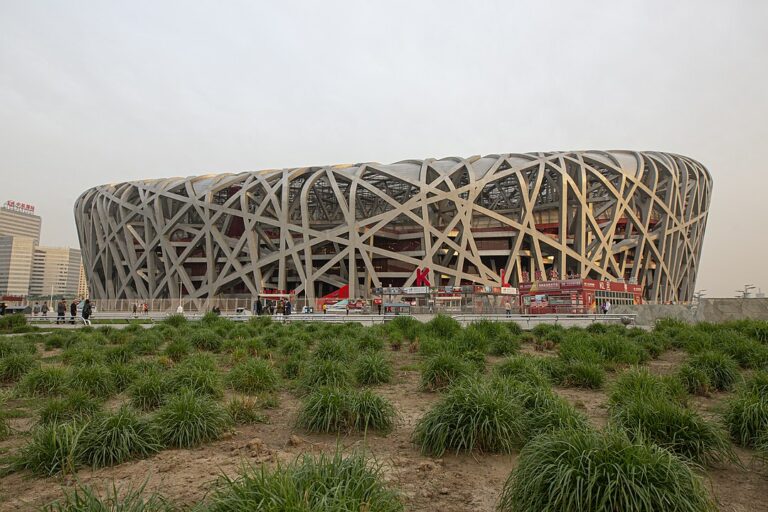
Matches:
[735,284,755,298]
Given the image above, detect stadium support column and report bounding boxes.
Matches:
[278,171,289,292]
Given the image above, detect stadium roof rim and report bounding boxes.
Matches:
[87,150,711,191]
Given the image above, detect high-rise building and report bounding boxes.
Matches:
[0,235,35,296]
[78,263,89,299]
[0,201,42,245]
[29,247,82,298]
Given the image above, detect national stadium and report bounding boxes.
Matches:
[74,150,711,306]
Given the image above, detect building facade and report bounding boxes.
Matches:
[29,247,82,297]
[0,236,35,296]
[75,151,712,304]
[0,202,42,245]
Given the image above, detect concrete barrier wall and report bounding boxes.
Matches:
[614,298,768,326]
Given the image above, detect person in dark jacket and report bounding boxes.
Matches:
[56,299,66,324]
[70,300,77,324]
[81,299,92,326]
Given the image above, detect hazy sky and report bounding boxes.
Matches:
[1,0,766,298]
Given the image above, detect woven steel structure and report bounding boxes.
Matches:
[75,150,711,304]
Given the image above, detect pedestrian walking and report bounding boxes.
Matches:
[81,299,92,326]
[142,303,149,315]
[505,301,512,317]
[255,299,263,315]
[32,302,40,316]
[56,299,66,324]
[70,300,78,324]
[285,301,292,316]
[41,302,49,318]
[132,302,138,318]
[604,300,611,315]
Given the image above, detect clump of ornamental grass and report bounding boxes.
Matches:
[179,352,218,371]
[493,356,551,386]
[63,344,106,366]
[18,366,68,397]
[226,359,279,394]
[498,427,717,512]
[609,367,687,407]
[413,377,525,456]
[163,338,191,362]
[313,338,356,362]
[678,364,713,395]
[420,352,476,392]
[531,324,564,343]
[78,407,161,468]
[11,422,86,476]
[558,360,605,389]
[44,482,173,512]
[280,354,304,380]
[127,331,164,355]
[685,351,740,391]
[0,337,37,357]
[297,359,353,392]
[278,338,307,357]
[169,364,224,398]
[296,387,395,434]
[38,391,101,425]
[154,389,230,448]
[188,328,223,352]
[610,395,735,465]
[104,344,135,365]
[129,372,170,411]
[357,331,385,352]
[637,332,672,359]
[355,352,393,385]
[466,319,520,356]
[716,333,768,369]
[206,451,403,512]
[0,352,37,383]
[226,397,268,425]
[0,392,10,440]
[67,364,115,398]
[424,314,462,339]
[723,380,768,447]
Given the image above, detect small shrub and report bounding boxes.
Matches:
[413,378,524,456]
[79,407,161,467]
[280,354,304,379]
[420,352,476,391]
[68,364,115,398]
[498,427,717,512]
[39,391,101,425]
[226,397,268,425]
[154,389,230,448]
[687,351,739,391]
[44,482,172,512]
[104,344,135,365]
[296,387,395,434]
[206,452,402,512]
[128,331,163,355]
[226,359,279,394]
[279,338,306,356]
[129,373,170,411]
[11,422,86,476]
[0,352,37,383]
[355,352,393,385]
[298,359,353,392]
[19,366,68,397]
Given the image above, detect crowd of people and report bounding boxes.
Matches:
[29,298,93,325]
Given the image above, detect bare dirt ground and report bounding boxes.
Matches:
[1,347,766,511]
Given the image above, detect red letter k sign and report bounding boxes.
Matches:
[415,267,431,287]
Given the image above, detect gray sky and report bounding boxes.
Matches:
[1,0,766,298]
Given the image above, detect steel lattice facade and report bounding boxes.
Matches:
[74,151,712,304]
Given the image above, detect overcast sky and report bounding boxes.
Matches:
[1,0,766,298]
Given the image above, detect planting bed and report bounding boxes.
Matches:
[0,314,767,511]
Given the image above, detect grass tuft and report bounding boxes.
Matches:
[355,352,393,385]
[226,359,279,394]
[296,387,395,434]
[207,452,402,512]
[420,352,476,392]
[79,407,161,467]
[154,389,230,448]
[498,427,717,512]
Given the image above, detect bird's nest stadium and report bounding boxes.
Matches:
[74,150,711,306]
